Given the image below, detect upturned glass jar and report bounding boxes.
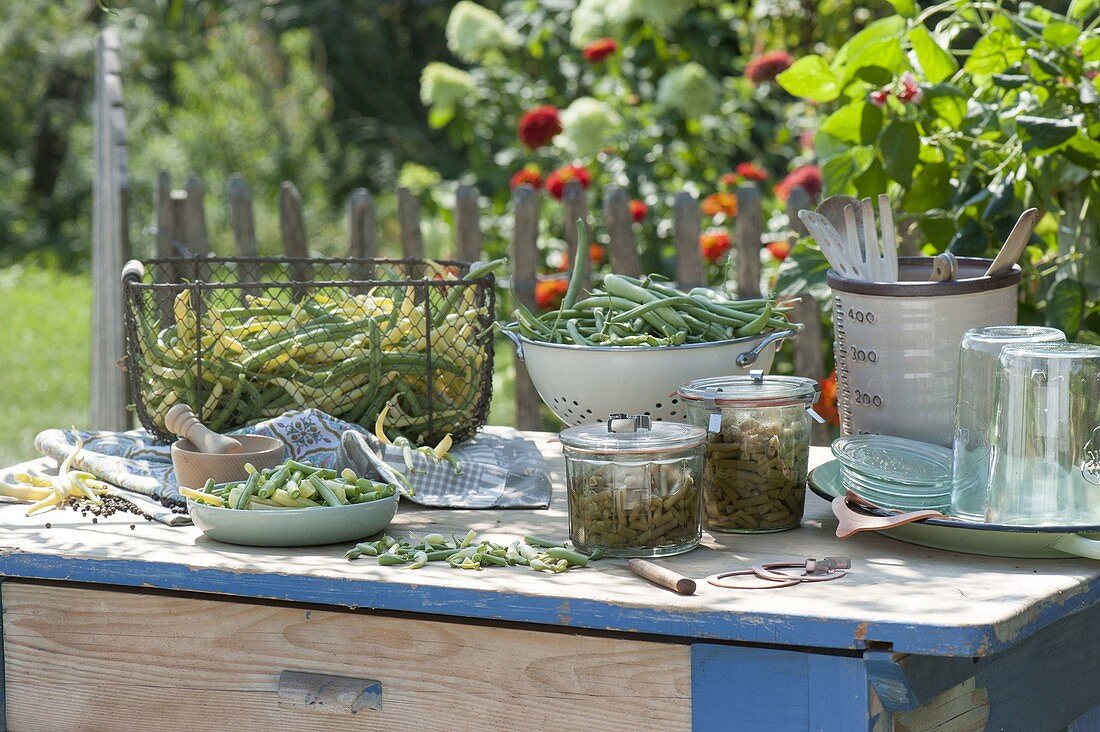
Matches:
[560,415,706,557]
[678,373,820,533]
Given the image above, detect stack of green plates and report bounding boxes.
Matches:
[831,435,953,512]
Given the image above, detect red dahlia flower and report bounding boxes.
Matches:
[700,230,732,262]
[765,240,791,262]
[583,38,618,62]
[719,172,740,188]
[517,106,563,149]
[818,371,840,427]
[701,192,738,218]
[535,278,569,310]
[774,165,823,202]
[735,162,769,182]
[510,166,542,190]
[745,50,794,84]
[629,199,648,222]
[545,164,592,200]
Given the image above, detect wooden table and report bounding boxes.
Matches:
[2,434,1100,731]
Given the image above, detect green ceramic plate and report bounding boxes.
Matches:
[809,460,1100,560]
[188,493,399,547]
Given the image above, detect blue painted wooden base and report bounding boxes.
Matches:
[692,644,880,731]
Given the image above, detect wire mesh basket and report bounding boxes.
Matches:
[122,256,496,444]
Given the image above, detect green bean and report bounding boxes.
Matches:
[545,547,589,567]
[524,534,565,548]
[562,219,589,311]
[377,553,409,566]
[308,474,343,508]
[234,471,262,510]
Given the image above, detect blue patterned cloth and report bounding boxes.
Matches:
[34,409,366,509]
[34,409,552,523]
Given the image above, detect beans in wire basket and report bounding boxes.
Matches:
[129,259,504,444]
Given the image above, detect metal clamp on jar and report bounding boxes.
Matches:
[678,372,822,533]
[559,415,706,557]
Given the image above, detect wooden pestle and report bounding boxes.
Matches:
[165,404,244,454]
[627,559,696,595]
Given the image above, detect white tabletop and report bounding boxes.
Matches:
[1,431,1097,657]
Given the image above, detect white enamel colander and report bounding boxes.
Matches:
[503,328,796,426]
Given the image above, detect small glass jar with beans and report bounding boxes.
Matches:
[560,415,706,557]
[678,373,820,533]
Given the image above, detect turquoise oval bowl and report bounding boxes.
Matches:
[188,492,398,547]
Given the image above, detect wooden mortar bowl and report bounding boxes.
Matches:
[172,435,285,490]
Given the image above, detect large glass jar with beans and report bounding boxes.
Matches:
[678,373,820,533]
[559,415,706,557]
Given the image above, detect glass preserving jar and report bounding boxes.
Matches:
[678,373,820,533]
[559,415,706,557]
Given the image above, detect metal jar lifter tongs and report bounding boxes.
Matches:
[706,557,852,590]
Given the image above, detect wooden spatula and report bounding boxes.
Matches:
[165,404,244,454]
[831,493,948,539]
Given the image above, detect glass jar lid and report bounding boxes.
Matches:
[676,372,820,408]
[559,414,706,454]
[832,435,953,485]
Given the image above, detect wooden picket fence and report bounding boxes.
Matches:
[90,29,827,437]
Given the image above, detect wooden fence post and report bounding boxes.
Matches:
[347,188,376,283]
[90,26,131,430]
[562,180,590,286]
[603,185,642,277]
[792,297,830,445]
[785,186,812,239]
[279,181,312,291]
[783,185,828,443]
[397,187,424,259]
[346,188,377,260]
[673,192,704,289]
[736,182,763,298]
[511,185,543,431]
[152,172,179,321]
[227,174,260,288]
[454,184,482,263]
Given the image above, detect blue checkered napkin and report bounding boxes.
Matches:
[336,430,552,509]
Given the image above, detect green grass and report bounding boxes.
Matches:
[0,265,91,466]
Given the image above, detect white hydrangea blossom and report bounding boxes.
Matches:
[446,1,521,63]
[559,97,621,158]
[609,0,692,27]
[571,0,692,46]
[656,62,719,116]
[419,62,477,110]
[569,0,612,47]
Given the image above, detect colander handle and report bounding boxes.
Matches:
[736,329,796,368]
[502,327,525,360]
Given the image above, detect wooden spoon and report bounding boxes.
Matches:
[831,495,948,539]
[816,195,861,236]
[877,195,898,282]
[165,404,244,455]
[985,208,1039,278]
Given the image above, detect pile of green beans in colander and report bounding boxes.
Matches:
[506,222,799,346]
[566,459,701,553]
[702,417,811,532]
